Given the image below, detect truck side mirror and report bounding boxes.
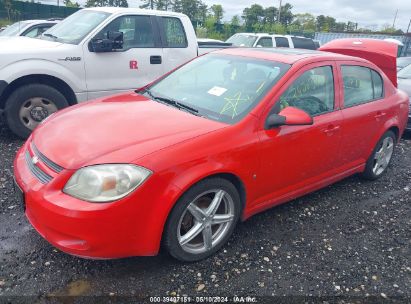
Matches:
[89,31,124,53]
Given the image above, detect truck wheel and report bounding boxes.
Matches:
[5,84,69,138]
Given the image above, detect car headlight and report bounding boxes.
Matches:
[63,164,152,202]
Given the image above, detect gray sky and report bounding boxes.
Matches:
[203,0,411,31]
[42,0,411,31]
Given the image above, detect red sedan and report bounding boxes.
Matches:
[14,39,409,261]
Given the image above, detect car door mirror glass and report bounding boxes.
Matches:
[266,106,313,129]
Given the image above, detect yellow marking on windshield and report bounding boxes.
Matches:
[220,92,251,118]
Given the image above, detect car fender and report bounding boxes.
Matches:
[0,59,85,94]
[141,163,250,254]
[366,117,400,159]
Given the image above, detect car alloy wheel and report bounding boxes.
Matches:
[177,189,235,255]
[372,136,394,176]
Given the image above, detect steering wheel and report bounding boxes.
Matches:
[289,95,328,115]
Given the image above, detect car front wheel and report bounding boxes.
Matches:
[164,178,241,262]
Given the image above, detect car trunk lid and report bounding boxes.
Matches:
[320,38,399,87]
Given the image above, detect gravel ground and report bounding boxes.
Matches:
[0,123,410,303]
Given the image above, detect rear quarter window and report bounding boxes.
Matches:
[275,37,289,48]
[291,37,316,50]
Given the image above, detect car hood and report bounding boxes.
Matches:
[32,93,227,170]
[0,36,63,52]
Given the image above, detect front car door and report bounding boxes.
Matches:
[255,62,344,206]
[83,14,164,100]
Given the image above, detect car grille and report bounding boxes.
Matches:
[31,143,63,173]
[25,151,52,184]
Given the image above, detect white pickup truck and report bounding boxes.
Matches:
[0,7,202,138]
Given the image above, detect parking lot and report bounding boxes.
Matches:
[0,121,410,302]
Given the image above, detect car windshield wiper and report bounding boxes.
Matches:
[43,33,58,40]
[144,89,201,117]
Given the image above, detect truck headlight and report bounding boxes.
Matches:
[63,164,152,202]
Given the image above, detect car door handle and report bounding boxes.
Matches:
[374,111,386,119]
[323,125,340,135]
[150,55,162,64]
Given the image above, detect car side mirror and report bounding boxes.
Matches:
[89,31,124,52]
[265,106,313,129]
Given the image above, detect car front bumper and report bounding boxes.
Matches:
[13,140,181,259]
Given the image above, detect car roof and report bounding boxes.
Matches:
[215,47,365,65]
[84,7,187,17]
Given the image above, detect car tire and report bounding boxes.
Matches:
[361,130,396,180]
[5,84,69,139]
[164,178,241,262]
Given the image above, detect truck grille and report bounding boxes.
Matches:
[25,151,53,184]
[31,143,63,173]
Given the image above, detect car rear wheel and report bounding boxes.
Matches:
[164,178,241,262]
[5,84,69,139]
[361,130,396,180]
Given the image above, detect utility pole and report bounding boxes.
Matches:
[392,8,398,28]
[407,18,411,33]
[277,0,282,24]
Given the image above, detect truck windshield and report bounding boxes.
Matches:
[42,10,110,45]
[226,34,258,47]
[0,21,29,36]
[146,54,290,124]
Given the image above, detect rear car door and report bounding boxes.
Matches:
[256,62,344,203]
[337,62,389,166]
[83,14,164,99]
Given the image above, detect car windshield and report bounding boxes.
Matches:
[226,34,258,47]
[146,54,290,124]
[41,10,110,45]
[398,64,411,79]
[0,21,29,36]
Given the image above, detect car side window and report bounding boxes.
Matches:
[161,17,187,48]
[257,37,273,47]
[95,15,155,49]
[24,25,52,38]
[371,70,384,99]
[275,37,289,48]
[291,37,316,50]
[276,66,335,116]
[342,66,384,108]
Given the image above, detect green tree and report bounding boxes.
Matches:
[263,6,277,24]
[173,0,207,25]
[292,13,316,31]
[242,4,264,31]
[278,3,293,26]
[210,4,223,24]
[140,0,171,10]
[64,0,80,8]
[86,0,128,7]
[4,0,13,21]
[231,15,240,27]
